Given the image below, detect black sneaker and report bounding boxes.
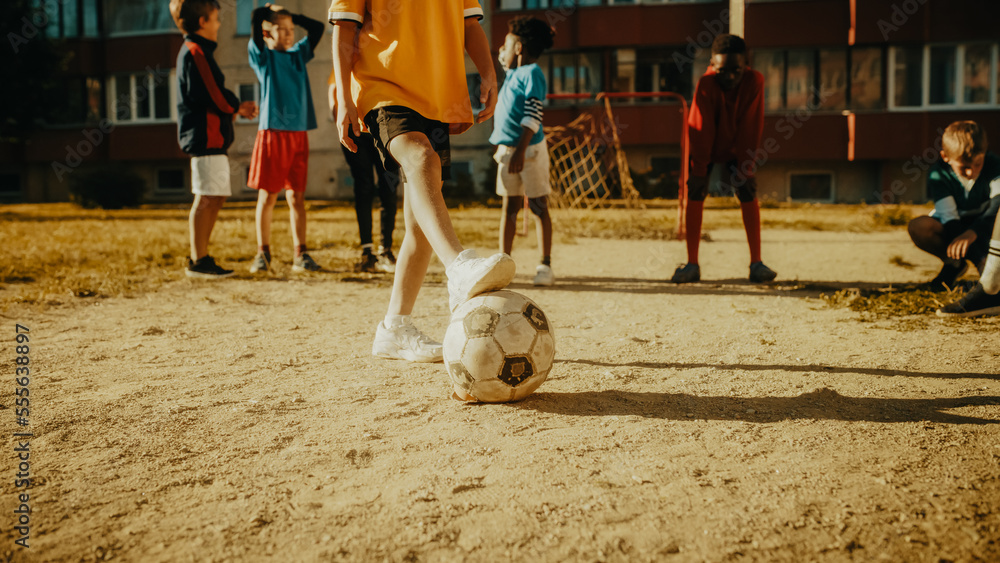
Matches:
[356,251,379,273]
[186,256,234,279]
[749,261,778,283]
[936,283,1000,318]
[375,247,396,274]
[670,263,700,283]
[928,261,969,291]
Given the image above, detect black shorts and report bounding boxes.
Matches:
[363,106,452,182]
[688,160,758,202]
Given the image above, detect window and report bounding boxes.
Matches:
[889,43,1000,110]
[891,46,922,107]
[613,49,636,93]
[36,0,100,38]
[236,82,260,123]
[850,47,882,110]
[818,49,847,110]
[104,0,175,35]
[929,45,956,105]
[963,44,992,105]
[789,172,834,202]
[614,47,694,98]
[45,77,103,125]
[0,173,21,200]
[785,50,815,109]
[109,70,175,123]
[542,51,603,103]
[754,49,785,111]
[156,169,185,192]
[236,0,264,36]
[756,47,886,112]
[82,0,99,37]
[552,53,579,97]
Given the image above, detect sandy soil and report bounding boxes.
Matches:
[2,228,998,562]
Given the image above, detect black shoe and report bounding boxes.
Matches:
[928,261,969,291]
[749,261,777,283]
[356,252,379,273]
[936,283,1000,318]
[376,247,396,273]
[186,256,234,279]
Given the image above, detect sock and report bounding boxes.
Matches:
[542,256,551,266]
[741,199,762,264]
[384,314,411,328]
[685,200,704,265]
[258,245,270,256]
[295,244,307,257]
[982,240,1000,294]
[361,243,374,255]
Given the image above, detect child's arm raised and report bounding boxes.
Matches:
[293,13,325,52]
[331,21,361,152]
[464,18,497,125]
[251,6,270,51]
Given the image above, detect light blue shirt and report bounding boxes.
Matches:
[248,37,317,131]
[490,63,546,147]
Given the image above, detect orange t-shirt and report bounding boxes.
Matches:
[328,0,484,128]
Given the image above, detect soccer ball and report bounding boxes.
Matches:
[443,290,555,403]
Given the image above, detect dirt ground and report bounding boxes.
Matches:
[2,226,999,562]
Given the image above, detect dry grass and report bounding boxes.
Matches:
[820,286,956,320]
[0,201,926,311]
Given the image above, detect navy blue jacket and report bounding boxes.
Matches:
[176,34,240,156]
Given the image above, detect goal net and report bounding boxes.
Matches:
[544,95,643,210]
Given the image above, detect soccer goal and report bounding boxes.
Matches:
[542,92,690,236]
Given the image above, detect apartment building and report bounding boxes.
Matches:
[492,0,1000,203]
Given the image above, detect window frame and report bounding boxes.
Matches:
[154,168,188,195]
[787,170,835,203]
[236,82,261,124]
[887,43,1000,112]
[107,70,177,125]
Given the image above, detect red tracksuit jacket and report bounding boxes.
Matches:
[687,67,765,178]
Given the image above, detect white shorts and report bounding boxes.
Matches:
[191,154,232,197]
[495,139,551,199]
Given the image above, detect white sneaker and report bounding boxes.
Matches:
[533,264,555,286]
[445,250,516,312]
[371,320,443,363]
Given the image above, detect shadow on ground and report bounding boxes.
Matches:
[510,276,919,299]
[516,387,1000,425]
[561,359,1000,381]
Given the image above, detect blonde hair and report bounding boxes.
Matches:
[942,121,988,161]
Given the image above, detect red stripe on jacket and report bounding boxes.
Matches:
[185,41,236,115]
[687,68,765,178]
[205,112,223,149]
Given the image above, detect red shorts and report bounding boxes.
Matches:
[248,130,309,193]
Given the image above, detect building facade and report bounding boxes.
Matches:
[4,0,1000,205]
[493,0,1000,203]
[1,0,494,203]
